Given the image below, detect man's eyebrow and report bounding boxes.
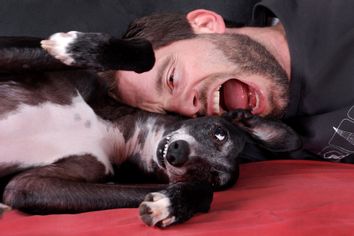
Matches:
[155,56,172,94]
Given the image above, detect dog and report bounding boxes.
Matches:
[0,31,301,227]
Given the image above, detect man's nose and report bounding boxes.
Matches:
[173,90,201,117]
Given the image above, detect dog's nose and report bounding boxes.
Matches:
[166,140,190,167]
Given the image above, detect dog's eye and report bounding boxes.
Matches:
[213,127,227,142]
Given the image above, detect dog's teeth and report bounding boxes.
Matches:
[161,136,171,159]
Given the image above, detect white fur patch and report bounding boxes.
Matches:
[139,118,166,170]
[252,126,281,141]
[115,117,166,172]
[41,31,79,65]
[140,192,176,227]
[0,94,123,173]
[0,203,11,211]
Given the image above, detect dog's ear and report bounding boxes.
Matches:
[223,109,302,152]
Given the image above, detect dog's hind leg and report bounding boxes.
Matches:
[2,154,166,214]
[41,31,155,72]
[0,37,75,73]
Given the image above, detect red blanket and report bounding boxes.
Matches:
[2,160,354,235]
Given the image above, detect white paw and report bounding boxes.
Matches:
[0,203,12,215]
[139,192,176,227]
[41,31,80,65]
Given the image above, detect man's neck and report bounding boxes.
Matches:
[226,23,291,79]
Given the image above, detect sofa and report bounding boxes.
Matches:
[1,1,354,235]
[2,160,354,235]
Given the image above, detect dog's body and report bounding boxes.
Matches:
[0,32,301,227]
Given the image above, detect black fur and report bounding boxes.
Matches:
[69,33,155,72]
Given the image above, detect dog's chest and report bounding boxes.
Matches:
[0,95,117,171]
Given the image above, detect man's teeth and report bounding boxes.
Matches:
[248,91,259,111]
[212,84,259,113]
[213,86,221,114]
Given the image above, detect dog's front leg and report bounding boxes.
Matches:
[139,182,213,228]
[0,203,11,217]
[2,154,166,214]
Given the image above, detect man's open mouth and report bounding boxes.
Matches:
[212,79,262,115]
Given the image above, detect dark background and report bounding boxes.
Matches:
[0,0,259,37]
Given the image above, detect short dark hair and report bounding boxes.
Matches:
[122,13,196,49]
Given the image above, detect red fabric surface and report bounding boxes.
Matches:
[2,160,354,236]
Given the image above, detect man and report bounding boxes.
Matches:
[113,0,354,162]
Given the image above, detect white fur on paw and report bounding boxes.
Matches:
[139,192,176,227]
[0,203,12,213]
[41,31,80,65]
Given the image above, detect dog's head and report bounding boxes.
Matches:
[153,109,301,190]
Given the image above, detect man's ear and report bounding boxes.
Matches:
[186,9,226,34]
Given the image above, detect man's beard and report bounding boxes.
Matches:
[200,33,290,118]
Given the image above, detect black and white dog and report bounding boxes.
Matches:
[0,32,301,227]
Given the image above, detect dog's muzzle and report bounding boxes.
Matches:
[157,138,190,168]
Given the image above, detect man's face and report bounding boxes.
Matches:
[115,34,289,118]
